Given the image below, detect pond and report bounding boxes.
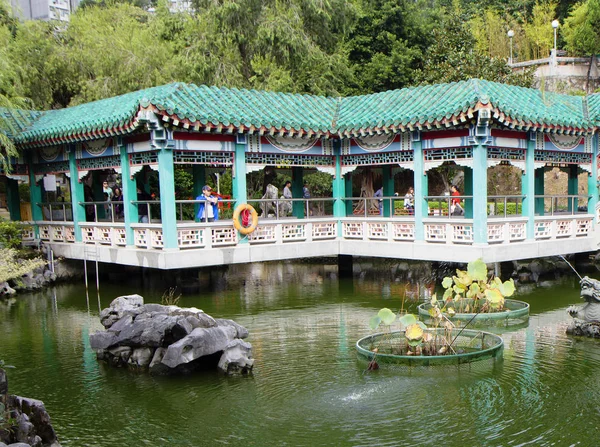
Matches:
[0,264,598,446]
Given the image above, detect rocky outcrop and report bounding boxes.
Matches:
[0,368,61,447]
[90,295,253,376]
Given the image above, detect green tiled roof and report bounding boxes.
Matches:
[3,79,600,147]
[0,108,42,139]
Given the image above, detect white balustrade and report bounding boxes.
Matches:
[343,222,364,239]
[555,220,573,238]
[487,223,504,243]
[509,222,527,241]
[534,221,552,239]
[575,218,592,236]
[212,227,238,246]
[248,225,277,244]
[282,224,306,242]
[312,222,337,240]
[367,222,388,240]
[178,228,205,248]
[425,224,446,242]
[451,224,473,243]
[392,222,415,241]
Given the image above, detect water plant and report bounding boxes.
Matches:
[440,258,515,314]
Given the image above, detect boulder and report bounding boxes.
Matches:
[0,368,7,395]
[215,319,249,339]
[89,331,117,350]
[161,326,236,368]
[129,348,154,368]
[0,282,16,296]
[218,339,254,375]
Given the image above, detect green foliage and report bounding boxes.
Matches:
[415,5,534,87]
[0,219,23,249]
[0,248,45,284]
[563,0,600,57]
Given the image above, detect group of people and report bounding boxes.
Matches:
[373,185,463,216]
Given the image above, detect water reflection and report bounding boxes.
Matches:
[0,267,598,446]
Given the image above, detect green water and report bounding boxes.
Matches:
[1,266,599,446]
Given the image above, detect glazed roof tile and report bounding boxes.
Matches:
[3,79,600,147]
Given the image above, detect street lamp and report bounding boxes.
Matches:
[507,29,515,64]
[552,20,559,54]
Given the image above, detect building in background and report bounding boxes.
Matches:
[10,0,79,22]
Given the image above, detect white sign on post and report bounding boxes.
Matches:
[43,174,57,192]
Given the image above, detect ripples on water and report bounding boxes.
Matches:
[1,271,599,446]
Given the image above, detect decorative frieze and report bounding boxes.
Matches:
[245,152,334,168]
[174,150,234,166]
[341,151,413,166]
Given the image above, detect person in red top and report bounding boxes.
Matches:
[450,185,464,216]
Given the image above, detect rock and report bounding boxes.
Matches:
[0,368,7,395]
[89,331,117,350]
[110,294,144,311]
[218,339,254,375]
[114,314,180,347]
[107,315,134,335]
[161,326,237,368]
[0,282,16,296]
[129,348,154,368]
[107,346,132,366]
[215,319,249,339]
[8,396,58,446]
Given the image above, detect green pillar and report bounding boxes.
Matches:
[292,166,304,218]
[382,165,394,217]
[344,172,353,216]
[120,145,137,244]
[232,140,249,243]
[463,167,473,219]
[68,148,85,242]
[522,138,536,239]
[472,143,488,244]
[535,167,545,216]
[413,138,427,241]
[6,178,21,221]
[192,165,205,220]
[588,134,598,214]
[158,148,178,249]
[333,148,345,218]
[567,165,578,212]
[28,155,43,222]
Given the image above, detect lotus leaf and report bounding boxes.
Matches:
[431,295,437,305]
[485,288,504,308]
[499,279,515,297]
[447,307,456,316]
[399,313,417,327]
[467,259,487,281]
[369,315,382,330]
[405,323,424,341]
[442,277,453,289]
[443,288,453,300]
[378,308,397,325]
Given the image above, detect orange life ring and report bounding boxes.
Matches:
[232,203,258,235]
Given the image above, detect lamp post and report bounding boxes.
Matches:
[552,20,559,55]
[508,29,514,64]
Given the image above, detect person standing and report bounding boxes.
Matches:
[282,180,293,216]
[112,187,124,220]
[302,182,312,216]
[450,185,464,216]
[374,186,383,215]
[137,187,151,223]
[404,187,414,214]
[196,185,219,222]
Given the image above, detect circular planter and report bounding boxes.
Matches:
[417,298,530,327]
[356,328,503,366]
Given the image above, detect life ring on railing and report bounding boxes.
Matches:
[233,204,259,235]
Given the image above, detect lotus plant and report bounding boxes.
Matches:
[441,259,515,313]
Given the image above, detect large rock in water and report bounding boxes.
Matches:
[89,295,253,376]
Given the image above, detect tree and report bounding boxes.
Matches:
[563,0,600,91]
[344,0,436,94]
[523,1,557,60]
[415,3,534,86]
